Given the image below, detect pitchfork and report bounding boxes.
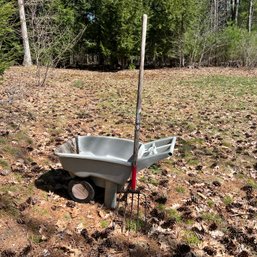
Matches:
[117,14,148,232]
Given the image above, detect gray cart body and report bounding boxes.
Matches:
[55,135,176,208]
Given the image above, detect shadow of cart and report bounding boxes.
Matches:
[35,168,105,203]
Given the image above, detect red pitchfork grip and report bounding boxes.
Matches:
[131,165,137,190]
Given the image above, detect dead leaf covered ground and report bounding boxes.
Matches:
[0,66,256,257]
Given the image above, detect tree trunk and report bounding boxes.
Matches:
[213,0,218,30]
[227,0,231,20]
[248,0,253,32]
[231,0,235,22]
[18,0,32,66]
[235,0,239,25]
[211,0,220,31]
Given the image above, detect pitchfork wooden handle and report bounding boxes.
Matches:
[131,14,148,190]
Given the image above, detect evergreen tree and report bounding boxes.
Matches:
[147,0,197,67]
[86,0,144,69]
[0,0,20,75]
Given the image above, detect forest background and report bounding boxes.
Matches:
[1,0,257,74]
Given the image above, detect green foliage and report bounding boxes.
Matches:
[147,0,198,64]
[220,26,257,67]
[0,0,21,75]
[28,0,77,65]
[184,0,228,66]
[128,63,135,70]
[4,0,257,68]
[87,0,144,68]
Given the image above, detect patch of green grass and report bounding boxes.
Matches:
[220,226,229,234]
[139,176,158,186]
[179,139,196,158]
[201,212,222,224]
[187,158,199,166]
[223,195,233,206]
[0,195,20,218]
[156,204,165,212]
[183,230,201,245]
[29,234,42,244]
[1,179,34,205]
[166,208,182,222]
[189,138,205,145]
[32,206,50,217]
[0,158,9,169]
[171,168,184,175]
[186,122,197,131]
[1,205,20,219]
[175,186,185,194]
[13,173,23,183]
[48,127,64,136]
[0,137,8,145]
[1,143,26,159]
[71,79,85,89]
[207,199,215,208]
[25,182,35,196]
[76,111,92,119]
[246,179,257,190]
[100,220,109,229]
[1,183,23,194]
[47,118,66,136]
[234,172,246,180]
[149,164,161,175]
[14,131,33,144]
[185,219,194,226]
[139,175,147,183]
[27,156,34,163]
[222,140,232,148]
[126,218,145,232]
[149,177,158,186]
[189,75,257,96]
[156,205,182,222]
[63,212,72,221]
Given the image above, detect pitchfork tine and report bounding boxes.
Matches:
[122,192,128,232]
[136,192,140,232]
[129,193,134,231]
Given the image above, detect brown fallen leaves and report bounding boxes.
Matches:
[0,66,256,256]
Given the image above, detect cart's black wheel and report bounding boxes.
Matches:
[68,180,95,203]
